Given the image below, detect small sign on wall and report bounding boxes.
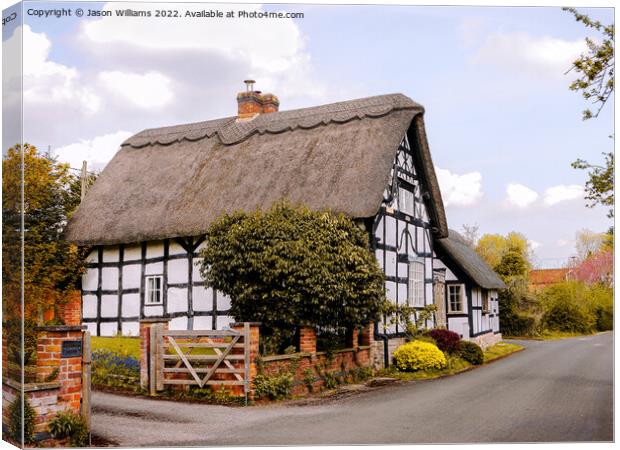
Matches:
[61,340,83,358]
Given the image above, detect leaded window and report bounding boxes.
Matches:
[408,261,425,306]
[448,285,464,312]
[145,275,163,305]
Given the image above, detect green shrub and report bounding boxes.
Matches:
[393,340,447,372]
[253,373,294,400]
[349,367,373,383]
[199,203,386,352]
[9,394,35,444]
[458,340,484,365]
[48,411,89,447]
[541,281,596,333]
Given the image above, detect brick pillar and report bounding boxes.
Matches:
[299,326,316,354]
[232,322,260,400]
[35,326,86,413]
[139,319,169,390]
[360,323,374,347]
[60,291,82,326]
[348,328,360,351]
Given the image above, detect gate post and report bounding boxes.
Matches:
[231,322,260,402]
[139,319,169,393]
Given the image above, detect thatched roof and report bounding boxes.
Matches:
[65,93,448,245]
[437,230,507,290]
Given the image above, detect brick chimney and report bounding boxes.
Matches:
[237,80,279,120]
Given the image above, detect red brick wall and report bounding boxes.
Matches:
[261,346,372,396]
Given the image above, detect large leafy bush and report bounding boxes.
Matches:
[199,203,385,350]
[540,280,611,333]
[425,329,461,354]
[393,340,447,372]
[458,340,484,365]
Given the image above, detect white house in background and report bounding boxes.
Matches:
[65,84,505,366]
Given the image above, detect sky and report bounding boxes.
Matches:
[1,1,615,267]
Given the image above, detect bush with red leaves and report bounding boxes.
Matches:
[425,329,461,354]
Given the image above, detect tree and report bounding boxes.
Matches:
[495,249,529,282]
[575,228,607,260]
[563,8,614,120]
[475,231,532,271]
[199,203,386,353]
[2,144,89,319]
[460,223,479,248]
[571,149,614,218]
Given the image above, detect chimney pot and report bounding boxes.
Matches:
[236,81,279,119]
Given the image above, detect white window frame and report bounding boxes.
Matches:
[447,284,465,313]
[145,275,163,305]
[398,187,415,217]
[407,259,425,307]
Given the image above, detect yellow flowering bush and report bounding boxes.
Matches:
[393,340,447,372]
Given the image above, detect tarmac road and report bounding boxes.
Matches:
[91,332,613,445]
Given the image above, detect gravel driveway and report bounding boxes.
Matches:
[91,332,613,445]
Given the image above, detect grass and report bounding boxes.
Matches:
[91,335,218,360]
[92,336,141,359]
[483,342,524,363]
[381,341,524,381]
[505,330,600,341]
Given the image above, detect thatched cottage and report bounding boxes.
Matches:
[65,83,505,365]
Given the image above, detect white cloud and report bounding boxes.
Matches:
[436,168,483,207]
[22,25,100,113]
[54,130,133,171]
[544,184,584,206]
[474,31,587,79]
[80,3,325,100]
[99,71,173,109]
[505,183,538,208]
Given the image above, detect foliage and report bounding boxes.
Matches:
[199,202,386,350]
[498,279,541,337]
[252,373,294,400]
[475,232,532,277]
[349,367,373,384]
[9,394,35,444]
[383,303,437,339]
[392,340,447,372]
[2,144,92,319]
[494,249,529,282]
[5,317,38,367]
[181,386,245,405]
[91,336,141,359]
[540,281,599,333]
[574,228,608,260]
[425,329,461,354]
[572,151,614,218]
[458,341,484,365]
[572,249,613,287]
[302,368,316,392]
[48,411,89,447]
[563,8,614,120]
[91,349,140,390]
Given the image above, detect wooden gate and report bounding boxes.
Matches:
[150,324,251,403]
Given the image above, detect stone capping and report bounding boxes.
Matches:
[34,325,86,332]
[3,378,61,392]
[261,346,372,362]
[139,318,171,323]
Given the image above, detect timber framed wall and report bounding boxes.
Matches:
[371,131,437,337]
[82,237,234,336]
